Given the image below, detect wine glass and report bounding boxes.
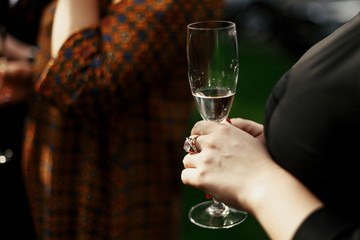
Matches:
[186,21,247,229]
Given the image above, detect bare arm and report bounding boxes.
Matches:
[247,159,323,240]
[51,0,100,57]
[0,34,36,61]
[181,119,323,240]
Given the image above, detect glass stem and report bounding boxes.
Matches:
[208,198,229,216]
[205,120,230,216]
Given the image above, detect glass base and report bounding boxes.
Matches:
[188,200,247,229]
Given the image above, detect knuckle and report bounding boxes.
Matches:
[218,124,231,134]
[191,121,203,134]
[196,169,207,187]
[200,151,213,164]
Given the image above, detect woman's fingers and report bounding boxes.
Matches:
[190,120,220,136]
[182,151,207,189]
[181,168,199,186]
[183,153,197,168]
[230,118,264,137]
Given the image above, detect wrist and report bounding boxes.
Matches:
[243,163,323,240]
[241,159,283,215]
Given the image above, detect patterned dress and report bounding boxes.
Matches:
[23,0,224,239]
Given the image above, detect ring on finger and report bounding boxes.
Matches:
[183,135,200,154]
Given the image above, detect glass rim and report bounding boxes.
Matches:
[187,21,236,31]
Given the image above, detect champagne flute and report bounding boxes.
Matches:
[186,21,247,229]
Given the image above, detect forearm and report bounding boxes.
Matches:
[245,163,323,240]
[1,34,35,61]
[51,0,99,57]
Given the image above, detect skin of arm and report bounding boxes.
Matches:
[0,34,35,61]
[0,34,34,104]
[181,118,323,240]
[51,0,100,57]
[0,60,33,104]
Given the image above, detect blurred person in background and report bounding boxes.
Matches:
[0,0,50,239]
[182,10,360,240]
[1,0,225,239]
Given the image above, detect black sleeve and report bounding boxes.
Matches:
[294,208,360,240]
[263,11,360,240]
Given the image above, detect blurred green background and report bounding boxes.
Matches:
[181,39,297,240]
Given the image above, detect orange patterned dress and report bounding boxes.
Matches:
[23,0,224,239]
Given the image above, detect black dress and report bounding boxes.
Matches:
[264,11,360,240]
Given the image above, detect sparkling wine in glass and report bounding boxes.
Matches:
[186,20,247,229]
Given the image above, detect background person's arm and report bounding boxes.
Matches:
[51,0,100,57]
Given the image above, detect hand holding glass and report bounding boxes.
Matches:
[186,21,247,229]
